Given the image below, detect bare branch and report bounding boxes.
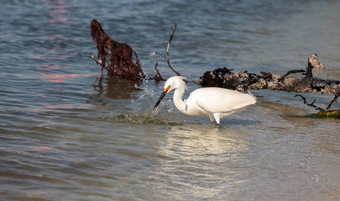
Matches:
[326,94,339,111]
[150,52,165,82]
[294,94,325,111]
[278,69,305,82]
[166,21,181,76]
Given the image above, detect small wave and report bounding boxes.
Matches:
[114,113,183,126]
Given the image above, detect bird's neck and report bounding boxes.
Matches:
[173,87,187,113]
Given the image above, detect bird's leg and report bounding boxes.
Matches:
[213,113,220,125]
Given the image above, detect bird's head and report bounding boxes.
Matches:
[153,76,187,110]
[163,76,187,93]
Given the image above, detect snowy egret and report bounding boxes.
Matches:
[154,76,256,124]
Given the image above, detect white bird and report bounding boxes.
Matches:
[154,76,256,124]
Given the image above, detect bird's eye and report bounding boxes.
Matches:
[182,79,187,83]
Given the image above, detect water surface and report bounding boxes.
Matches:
[1,0,340,200]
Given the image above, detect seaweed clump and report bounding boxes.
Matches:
[90,19,145,81]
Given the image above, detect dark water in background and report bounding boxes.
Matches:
[1,0,340,200]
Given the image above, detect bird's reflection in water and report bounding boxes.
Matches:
[164,124,249,158]
[155,124,251,199]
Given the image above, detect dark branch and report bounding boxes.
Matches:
[166,21,181,76]
[326,94,339,111]
[278,69,305,82]
[294,94,325,111]
[303,53,326,78]
[150,53,165,82]
[200,66,339,94]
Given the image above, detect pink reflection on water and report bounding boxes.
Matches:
[37,64,60,71]
[35,48,72,61]
[45,0,72,24]
[49,17,68,23]
[16,190,48,199]
[35,0,76,72]
[40,73,95,83]
[31,146,51,151]
[40,103,90,110]
[37,93,48,98]
[48,88,62,92]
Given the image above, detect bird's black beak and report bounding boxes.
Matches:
[153,91,167,110]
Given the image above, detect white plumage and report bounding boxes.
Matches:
[154,76,256,124]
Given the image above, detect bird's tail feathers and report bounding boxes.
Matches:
[247,90,257,104]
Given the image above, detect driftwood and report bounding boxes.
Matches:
[200,66,339,94]
[199,54,339,112]
[90,19,145,81]
[199,56,339,94]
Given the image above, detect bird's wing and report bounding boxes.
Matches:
[194,89,255,114]
[195,94,231,113]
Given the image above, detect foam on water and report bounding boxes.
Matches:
[115,86,183,125]
[114,113,183,126]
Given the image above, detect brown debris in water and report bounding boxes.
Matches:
[90,20,182,82]
[90,19,145,81]
[199,54,339,110]
[199,54,339,95]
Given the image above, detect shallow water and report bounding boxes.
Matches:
[1,0,340,200]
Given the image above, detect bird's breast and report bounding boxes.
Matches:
[182,99,208,116]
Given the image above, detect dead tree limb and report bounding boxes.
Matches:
[199,54,340,95]
[294,95,325,111]
[200,54,339,113]
[149,52,165,82]
[278,69,305,82]
[166,22,181,76]
[294,94,339,118]
[326,94,339,111]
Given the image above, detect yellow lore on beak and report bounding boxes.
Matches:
[164,85,171,92]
